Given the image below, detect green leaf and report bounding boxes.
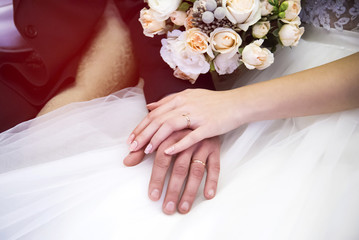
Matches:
[268,0,276,6]
[277,20,283,29]
[272,28,280,37]
[210,61,216,72]
[268,15,278,21]
[238,47,244,54]
[178,2,191,12]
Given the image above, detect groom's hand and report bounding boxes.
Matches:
[123,130,220,214]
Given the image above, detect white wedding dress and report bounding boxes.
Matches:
[1,2,359,240]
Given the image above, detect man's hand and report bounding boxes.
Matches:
[124,130,220,215]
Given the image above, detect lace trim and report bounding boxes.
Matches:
[300,0,359,31]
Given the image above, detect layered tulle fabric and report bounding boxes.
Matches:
[1,26,359,240]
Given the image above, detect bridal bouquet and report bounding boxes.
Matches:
[139,0,304,83]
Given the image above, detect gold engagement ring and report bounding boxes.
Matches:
[192,159,206,167]
[182,113,191,128]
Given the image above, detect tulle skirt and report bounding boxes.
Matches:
[1,26,359,240]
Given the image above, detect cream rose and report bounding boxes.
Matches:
[241,39,274,70]
[222,0,262,31]
[139,8,166,37]
[214,52,241,75]
[278,24,304,46]
[147,0,182,21]
[160,30,210,83]
[210,28,242,57]
[281,1,301,23]
[185,28,210,54]
[260,0,274,16]
[252,21,270,38]
[170,11,187,26]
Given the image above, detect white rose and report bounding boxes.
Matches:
[260,0,274,16]
[281,1,301,23]
[210,28,242,57]
[139,8,166,37]
[222,0,262,31]
[241,39,274,70]
[170,11,187,26]
[252,21,270,38]
[278,24,304,46]
[214,52,241,75]
[148,0,182,21]
[160,31,210,83]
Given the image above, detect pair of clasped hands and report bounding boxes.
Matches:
[123,88,240,215]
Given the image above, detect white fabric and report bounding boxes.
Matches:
[1,28,359,240]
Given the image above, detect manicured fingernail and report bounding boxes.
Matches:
[180,201,189,212]
[150,189,160,200]
[208,189,215,198]
[129,141,138,151]
[127,134,135,144]
[144,143,152,154]
[164,145,175,155]
[165,201,175,212]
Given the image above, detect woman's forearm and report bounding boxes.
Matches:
[235,52,359,124]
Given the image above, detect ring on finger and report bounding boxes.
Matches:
[191,159,206,167]
[182,113,191,128]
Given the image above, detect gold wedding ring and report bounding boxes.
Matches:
[182,114,191,128]
[192,159,206,167]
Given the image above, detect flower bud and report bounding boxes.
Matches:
[170,11,187,26]
[252,21,270,39]
[278,24,304,46]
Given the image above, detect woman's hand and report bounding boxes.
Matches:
[127,88,242,155]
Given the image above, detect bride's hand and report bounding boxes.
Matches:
[127,88,241,155]
[124,130,220,214]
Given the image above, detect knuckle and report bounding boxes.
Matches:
[185,189,197,199]
[191,166,204,179]
[147,111,156,121]
[173,164,189,177]
[151,176,163,186]
[154,157,170,170]
[207,177,218,186]
[162,121,174,131]
[210,163,221,174]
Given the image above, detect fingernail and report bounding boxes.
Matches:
[150,189,160,200]
[180,201,189,212]
[208,189,215,198]
[129,141,138,152]
[144,143,152,154]
[165,201,175,213]
[127,134,135,144]
[164,145,174,155]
